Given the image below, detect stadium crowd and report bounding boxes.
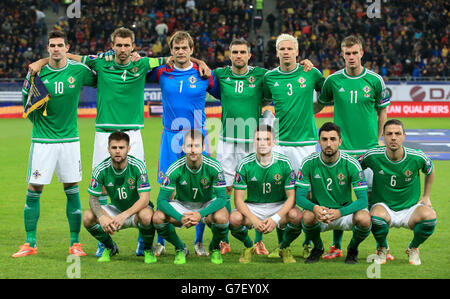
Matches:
[272,0,448,79]
[0,0,448,79]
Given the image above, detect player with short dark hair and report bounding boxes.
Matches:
[84,131,155,263]
[152,130,229,264]
[359,119,437,265]
[230,124,301,264]
[13,30,96,258]
[296,122,371,264]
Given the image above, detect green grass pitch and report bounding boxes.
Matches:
[0,117,449,279]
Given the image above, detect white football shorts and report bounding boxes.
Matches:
[27,141,82,185]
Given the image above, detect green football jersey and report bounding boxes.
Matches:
[318,68,390,156]
[263,64,324,146]
[22,60,96,143]
[233,152,296,203]
[81,56,163,131]
[213,66,268,143]
[88,155,151,212]
[296,151,368,209]
[160,155,227,203]
[359,146,433,211]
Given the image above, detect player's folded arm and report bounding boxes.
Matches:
[339,188,368,217]
[198,187,228,218]
[295,185,315,211]
[156,188,183,222]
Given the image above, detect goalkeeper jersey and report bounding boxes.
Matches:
[213,66,268,143]
[233,152,296,203]
[359,146,433,211]
[81,55,163,131]
[22,59,96,143]
[263,64,324,146]
[296,151,368,209]
[318,68,390,156]
[88,155,151,212]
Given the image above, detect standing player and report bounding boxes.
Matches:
[152,130,229,265]
[317,35,390,259]
[84,131,156,263]
[296,122,371,264]
[263,33,324,256]
[13,30,96,258]
[359,119,437,265]
[213,38,268,255]
[148,31,221,257]
[230,124,302,264]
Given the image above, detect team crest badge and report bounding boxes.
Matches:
[274,173,282,184]
[248,76,256,88]
[298,77,306,88]
[32,170,42,180]
[337,173,346,185]
[131,67,139,73]
[404,169,413,182]
[189,75,197,88]
[68,76,75,88]
[128,178,135,189]
[363,85,371,97]
[200,177,209,189]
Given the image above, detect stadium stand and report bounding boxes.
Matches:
[1,0,447,80]
[271,0,448,80]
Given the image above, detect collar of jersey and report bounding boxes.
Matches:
[319,150,341,168]
[384,146,407,164]
[46,60,69,72]
[185,160,203,174]
[255,153,274,168]
[230,65,251,77]
[277,63,299,74]
[113,60,132,68]
[110,161,128,175]
[343,67,367,79]
[174,62,193,71]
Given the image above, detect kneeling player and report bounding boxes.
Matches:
[230,124,302,264]
[296,122,371,264]
[152,130,229,265]
[83,131,156,263]
[359,119,437,265]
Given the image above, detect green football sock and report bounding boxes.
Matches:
[301,220,323,250]
[349,224,371,250]
[153,222,185,250]
[332,230,344,249]
[254,230,263,243]
[24,189,41,247]
[210,222,229,251]
[222,196,232,243]
[65,186,81,246]
[230,225,253,248]
[138,223,155,250]
[409,218,437,249]
[276,227,284,244]
[371,216,389,249]
[86,224,114,249]
[280,222,302,249]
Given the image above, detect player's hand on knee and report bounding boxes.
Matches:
[418,196,432,208]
